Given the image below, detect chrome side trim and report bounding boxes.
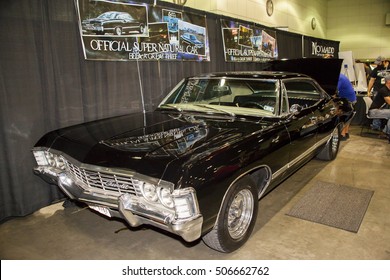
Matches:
[272,134,330,180]
[211,132,332,232]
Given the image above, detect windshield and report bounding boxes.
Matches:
[159,77,278,117]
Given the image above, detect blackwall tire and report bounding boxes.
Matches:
[114,27,122,35]
[202,176,258,253]
[316,126,341,161]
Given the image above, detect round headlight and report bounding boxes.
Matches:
[45,152,56,167]
[141,182,158,202]
[54,156,66,170]
[158,188,174,208]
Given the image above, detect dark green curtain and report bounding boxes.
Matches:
[0,0,337,222]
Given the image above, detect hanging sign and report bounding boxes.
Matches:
[75,0,209,61]
[303,36,339,58]
[221,19,278,62]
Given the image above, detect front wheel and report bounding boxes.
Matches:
[202,176,258,253]
[114,27,122,35]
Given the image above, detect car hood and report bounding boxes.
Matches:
[265,58,343,95]
[83,18,105,24]
[35,111,271,179]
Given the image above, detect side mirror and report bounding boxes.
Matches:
[290,104,302,114]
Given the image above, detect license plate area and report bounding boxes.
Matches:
[89,205,111,217]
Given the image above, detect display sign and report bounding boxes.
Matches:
[304,36,339,58]
[339,50,356,81]
[221,19,278,62]
[75,0,209,61]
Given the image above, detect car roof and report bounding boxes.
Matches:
[193,71,310,80]
[103,11,129,15]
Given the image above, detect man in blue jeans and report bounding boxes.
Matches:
[337,73,356,140]
[369,74,390,142]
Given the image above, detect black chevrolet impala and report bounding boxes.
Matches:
[33,60,350,252]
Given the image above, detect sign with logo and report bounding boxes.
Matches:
[221,20,278,62]
[304,36,339,58]
[75,0,209,61]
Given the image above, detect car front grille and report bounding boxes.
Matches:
[65,160,140,197]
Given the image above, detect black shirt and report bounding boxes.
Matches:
[370,85,390,109]
[370,65,390,92]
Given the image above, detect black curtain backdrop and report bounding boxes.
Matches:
[276,30,304,59]
[0,0,339,222]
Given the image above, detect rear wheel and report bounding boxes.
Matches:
[202,176,258,253]
[139,24,145,34]
[316,126,340,161]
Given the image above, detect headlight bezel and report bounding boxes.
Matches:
[140,182,159,202]
[139,181,175,209]
[33,149,66,170]
[158,187,175,208]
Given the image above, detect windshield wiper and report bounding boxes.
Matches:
[193,104,236,117]
[158,104,183,112]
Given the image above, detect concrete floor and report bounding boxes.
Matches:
[1,126,390,260]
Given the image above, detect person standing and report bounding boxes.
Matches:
[367,56,390,97]
[337,73,356,140]
[368,74,390,142]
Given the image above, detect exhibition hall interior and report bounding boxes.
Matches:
[1,0,390,261]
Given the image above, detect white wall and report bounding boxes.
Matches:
[162,0,390,60]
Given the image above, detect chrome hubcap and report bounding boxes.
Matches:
[227,189,254,239]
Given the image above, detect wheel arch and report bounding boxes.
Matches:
[211,164,272,230]
[201,165,272,252]
[230,165,273,199]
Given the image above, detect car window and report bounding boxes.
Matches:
[160,78,278,116]
[118,13,133,20]
[98,13,114,20]
[283,80,322,112]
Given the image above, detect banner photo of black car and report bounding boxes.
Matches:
[221,19,278,62]
[75,0,210,61]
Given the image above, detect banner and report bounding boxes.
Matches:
[75,0,210,61]
[303,36,339,58]
[221,20,278,62]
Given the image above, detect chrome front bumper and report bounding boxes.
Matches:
[33,166,203,242]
